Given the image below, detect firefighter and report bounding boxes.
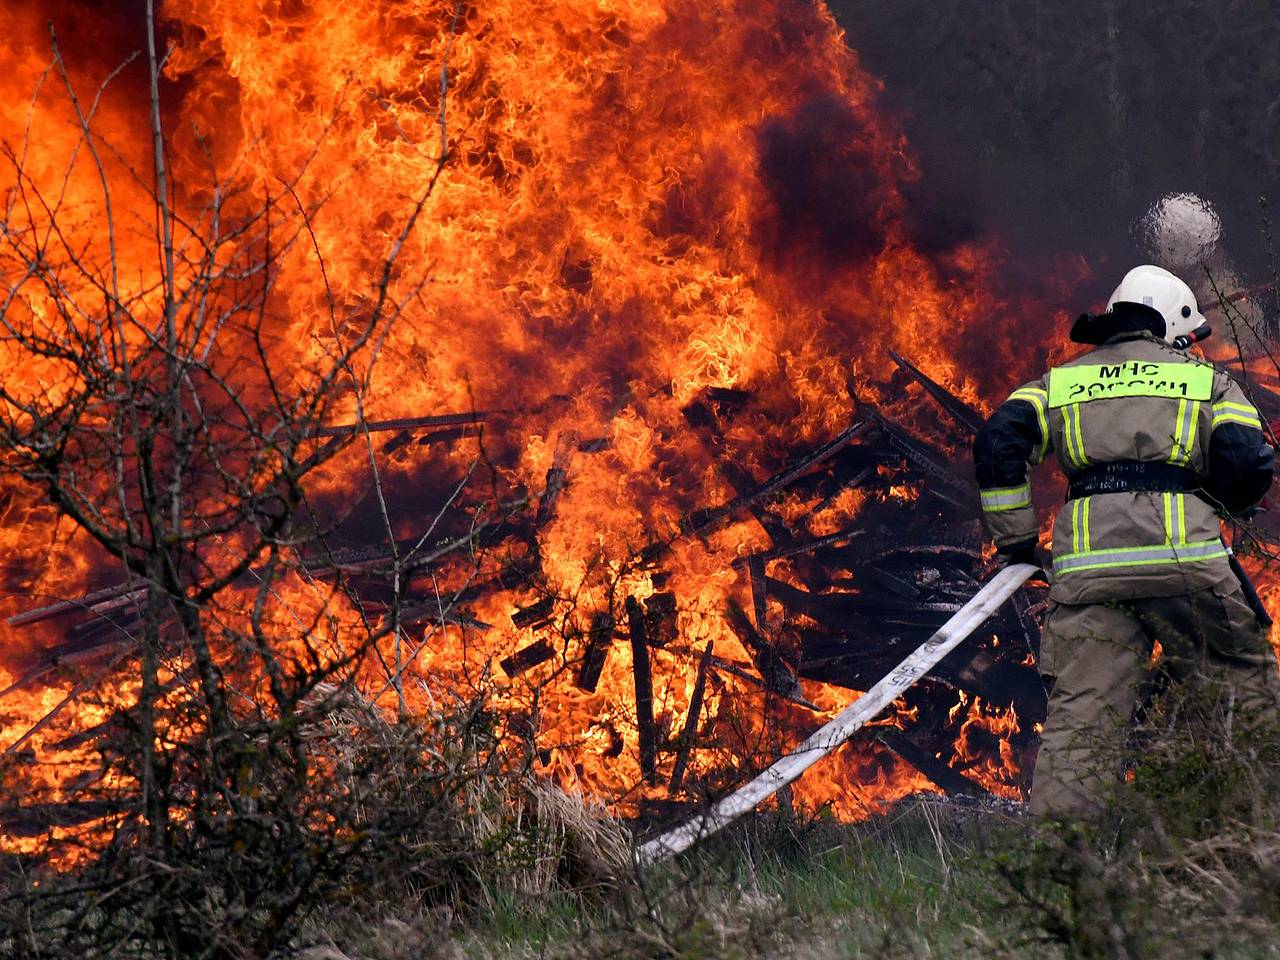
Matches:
[974,264,1280,817]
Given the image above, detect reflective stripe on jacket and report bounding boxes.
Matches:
[973,332,1274,603]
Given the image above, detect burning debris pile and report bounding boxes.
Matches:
[0,0,1065,861]
[0,350,1047,845]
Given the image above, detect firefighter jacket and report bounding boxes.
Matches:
[973,330,1274,605]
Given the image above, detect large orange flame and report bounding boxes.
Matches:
[0,0,1106,861]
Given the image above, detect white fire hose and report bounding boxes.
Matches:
[636,562,1039,866]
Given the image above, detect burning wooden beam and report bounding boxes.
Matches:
[723,601,804,702]
[733,526,863,569]
[762,578,957,632]
[0,799,136,838]
[500,638,556,678]
[707,654,819,712]
[511,596,556,629]
[313,411,492,438]
[641,592,677,647]
[625,596,658,784]
[669,640,714,795]
[747,555,768,631]
[888,350,985,435]
[683,397,798,548]
[864,409,976,510]
[877,729,988,798]
[6,583,147,627]
[574,613,614,692]
[642,419,871,562]
[535,436,576,528]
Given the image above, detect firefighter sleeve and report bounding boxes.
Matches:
[1205,379,1273,516]
[973,377,1051,550]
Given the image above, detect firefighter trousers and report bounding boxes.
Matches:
[1031,579,1280,818]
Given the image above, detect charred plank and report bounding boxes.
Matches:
[888,350,985,435]
[643,592,677,647]
[7,583,147,628]
[865,409,976,509]
[511,596,556,629]
[575,613,615,692]
[748,555,768,630]
[626,597,658,784]
[669,641,714,795]
[708,655,819,711]
[878,730,988,797]
[0,800,135,837]
[723,600,803,701]
[500,638,556,678]
[683,398,797,548]
[643,419,871,562]
[733,527,863,569]
[314,411,491,438]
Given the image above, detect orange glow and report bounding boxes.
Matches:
[0,0,1070,862]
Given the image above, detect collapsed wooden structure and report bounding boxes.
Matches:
[0,353,1056,836]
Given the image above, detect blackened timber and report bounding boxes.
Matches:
[626,597,658,784]
[705,386,752,408]
[536,438,575,528]
[691,419,870,533]
[644,420,870,562]
[1010,587,1043,661]
[857,566,921,600]
[400,607,493,631]
[682,398,797,548]
[575,613,615,692]
[748,555,768,630]
[66,603,147,643]
[7,583,147,627]
[314,411,492,437]
[0,800,136,837]
[511,596,556,629]
[500,638,556,678]
[866,410,975,510]
[723,601,803,701]
[669,641,714,794]
[888,350,985,435]
[733,527,862,569]
[878,730,988,797]
[767,577,962,623]
[708,655,819,711]
[643,592,677,647]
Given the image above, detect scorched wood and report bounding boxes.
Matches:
[6,583,147,627]
[669,640,713,794]
[723,600,803,701]
[864,409,976,510]
[511,596,556,629]
[683,396,798,548]
[706,654,819,711]
[877,729,988,798]
[625,597,658,784]
[888,350,985,435]
[574,612,614,692]
[500,638,556,678]
[313,411,492,437]
[747,555,768,631]
[642,419,870,562]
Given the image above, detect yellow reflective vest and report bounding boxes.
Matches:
[974,332,1273,604]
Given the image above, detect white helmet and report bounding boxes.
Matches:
[1107,264,1205,345]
